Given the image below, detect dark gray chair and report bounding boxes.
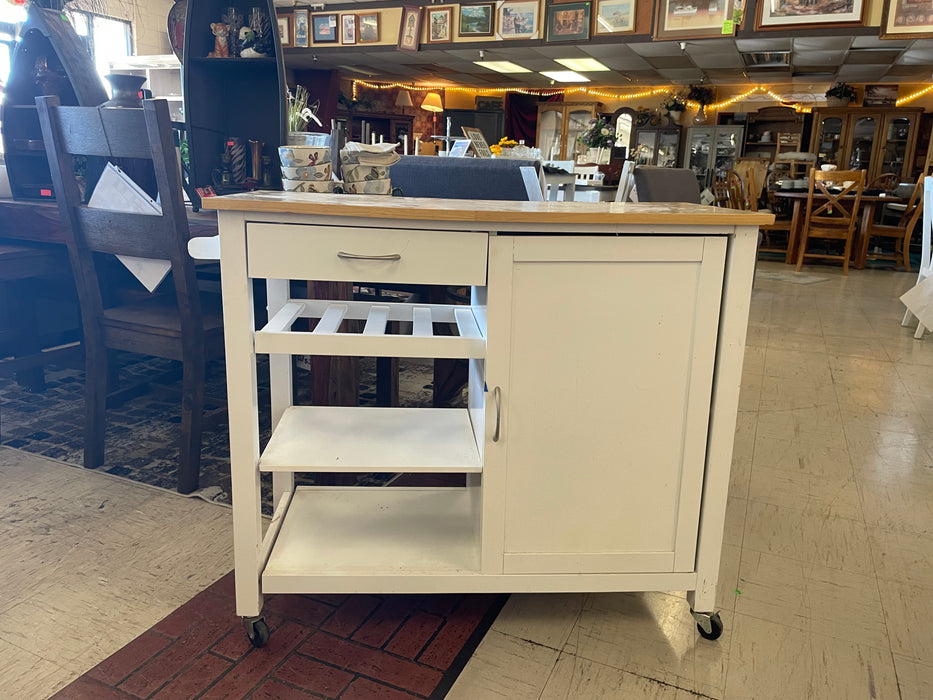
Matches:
[389,156,540,200]
[633,166,701,204]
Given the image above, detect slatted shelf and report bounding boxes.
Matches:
[255,299,486,359]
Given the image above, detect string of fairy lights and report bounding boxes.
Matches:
[352,80,933,111]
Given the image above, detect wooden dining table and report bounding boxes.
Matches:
[773,190,907,270]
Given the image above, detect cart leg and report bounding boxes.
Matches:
[242,615,270,648]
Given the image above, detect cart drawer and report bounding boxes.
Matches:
[246,223,488,286]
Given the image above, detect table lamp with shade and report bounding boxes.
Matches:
[421,91,444,143]
[395,89,413,112]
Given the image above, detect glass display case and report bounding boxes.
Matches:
[536,102,600,161]
[685,125,744,190]
[810,108,923,181]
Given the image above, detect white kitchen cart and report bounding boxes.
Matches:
[200,193,768,647]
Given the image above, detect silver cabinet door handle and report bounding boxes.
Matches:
[337,251,402,261]
[493,386,501,442]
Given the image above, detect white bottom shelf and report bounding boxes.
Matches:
[259,406,482,472]
[262,487,480,592]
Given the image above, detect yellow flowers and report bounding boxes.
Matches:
[490,136,518,155]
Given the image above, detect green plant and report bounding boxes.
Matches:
[825,82,857,101]
[687,84,714,106]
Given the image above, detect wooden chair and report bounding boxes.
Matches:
[756,169,796,257]
[868,172,900,194]
[734,157,770,209]
[712,169,746,210]
[796,169,865,275]
[859,174,924,271]
[37,96,224,494]
[633,166,700,203]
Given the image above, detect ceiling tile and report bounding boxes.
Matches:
[644,55,696,69]
[794,36,852,51]
[835,64,889,81]
[793,50,847,66]
[845,49,905,64]
[691,53,744,69]
[735,38,792,52]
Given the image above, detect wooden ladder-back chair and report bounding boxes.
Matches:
[36,96,224,494]
[859,174,924,271]
[755,169,796,258]
[712,169,746,210]
[796,169,865,275]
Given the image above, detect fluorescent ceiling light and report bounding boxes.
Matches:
[553,58,610,72]
[540,70,590,82]
[474,60,530,73]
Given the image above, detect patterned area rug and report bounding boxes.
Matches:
[0,352,454,513]
[755,269,829,285]
[51,571,508,700]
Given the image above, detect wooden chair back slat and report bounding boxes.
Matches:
[51,105,152,159]
[75,208,170,258]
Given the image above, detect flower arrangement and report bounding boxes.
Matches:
[660,93,686,113]
[577,116,615,150]
[687,84,714,106]
[490,136,518,156]
[825,82,857,102]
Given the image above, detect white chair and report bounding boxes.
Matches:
[574,165,601,185]
[542,160,575,201]
[901,176,933,338]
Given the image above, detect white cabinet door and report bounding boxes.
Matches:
[486,235,727,575]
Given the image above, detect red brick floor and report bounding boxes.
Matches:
[52,573,508,700]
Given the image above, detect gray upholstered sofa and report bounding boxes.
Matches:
[389,156,540,200]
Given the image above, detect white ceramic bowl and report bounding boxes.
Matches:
[282,178,341,193]
[343,178,392,195]
[341,163,390,183]
[287,132,330,147]
[278,145,331,168]
[820,164,837,172]
[281,163,332,180]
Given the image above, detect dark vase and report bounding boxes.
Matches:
[101,73,146,108]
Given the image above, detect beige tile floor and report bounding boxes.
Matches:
[3,260,932,699]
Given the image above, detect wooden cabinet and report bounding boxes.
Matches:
[631,116,681,167]
[536,102,600,161]
[810,107,923,181]
[742,106,809,163]
[1,7,107,201]
[183,0,286,203]
[205,194,762,645]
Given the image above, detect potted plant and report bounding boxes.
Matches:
[825,82,857,108]
[687,84,714,124]
[660,92,687,124]
[576,116,615,163]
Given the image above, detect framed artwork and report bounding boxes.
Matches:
[594,0,634,34]
[462,126,492,158]
[341,13,358,44]
[449,139,473,157]
[427,7,453,43]
[294,9,310,47]
[497,0,539,39]
[881,0,933,39]
[863,84,898,106]
[310,13,337,43]
[546,1,591,42]
[358,12,380,42]
[655,0,733,40]
[277,16,290,46]
[459,3,495,37]
[398,6,423,52]
[756,0,864,30]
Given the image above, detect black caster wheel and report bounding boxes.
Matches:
[245,617,270,648]
[696,612,723,640]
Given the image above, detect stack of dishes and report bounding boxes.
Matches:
[339,143,401,195]
[278,145,341,193]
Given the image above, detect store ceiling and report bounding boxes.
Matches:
[284,33,933,96]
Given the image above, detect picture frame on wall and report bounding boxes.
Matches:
[398,6,423,52]
[497,0,539,39]
[294,9,310,47]
[459,3,495,37]
[341,14,358,44]
[546,1,591,42]
[594,0,634,34]
[655,0,733,40]
[277,16,290,46]
[427,7,453,43]
[863,84,898,106]
[756,0,864,30]
[310,13,337,43]
[358,12,380,43]
[881,0,933,39]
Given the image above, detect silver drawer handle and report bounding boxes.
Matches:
[337,251,402,261]
[493,386,501,442]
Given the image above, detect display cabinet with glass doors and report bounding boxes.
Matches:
[536,102,600,161]
[612,109,680,168]
[810,107,923,182]
[684,125,744,190]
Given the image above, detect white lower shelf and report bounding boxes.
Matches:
[259,406,483,472]
[262,486,480,592]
